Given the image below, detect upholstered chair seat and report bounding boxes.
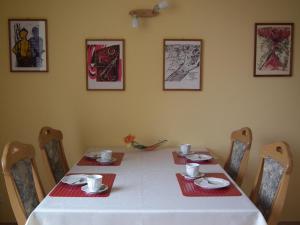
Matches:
[250,142,293,225]
[43,139,66,183]
[226,140,247,180]
[39,126,69,186]
[2,141,45,225]
[224,127,252,185]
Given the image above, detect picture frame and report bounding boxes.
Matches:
[86,39,125,90]
[254,23,294,77]
[163,39,202,91]
[9,19,48,72]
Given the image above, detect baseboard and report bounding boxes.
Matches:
[2,220,299,225]
[1,221,299,225]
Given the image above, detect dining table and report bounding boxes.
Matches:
[25,147,267,225]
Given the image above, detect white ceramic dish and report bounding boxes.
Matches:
[61,174,87,186]
[185,153,213,162]
[194,177,230,189]
[85,151,102,159]
[176,151,194,157]
[182,172,205,180]
[96,157,117,165]
[81,184,108,194]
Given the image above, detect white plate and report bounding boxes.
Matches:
[176,151,194,157]
[96,157,117,165]
[194,177,230,189]
[61,174,87,186]
[85,151,102,159]
[81,184,108,194]
[185,153,213,162]
[181,172,205,180]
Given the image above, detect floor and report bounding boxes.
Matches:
[279,223,300,225]
[0,223,17,225]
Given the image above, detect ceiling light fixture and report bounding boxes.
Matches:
[129,0,169,28]
[131,15,139,28]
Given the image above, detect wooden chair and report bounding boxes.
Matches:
[39,126,69,186]
[224,127,252,185]
[250,141,293,225]
[1,141,45,225]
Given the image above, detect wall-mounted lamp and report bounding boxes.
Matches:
[129,1,169,28]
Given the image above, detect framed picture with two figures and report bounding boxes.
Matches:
[254,23,294,77]
[9,19,48,72]
[86,39,125,90]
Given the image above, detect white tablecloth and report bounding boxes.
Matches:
[26,148,267,225]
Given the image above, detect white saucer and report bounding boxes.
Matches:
[61,174,87,186]
[176,151,194,157]
[181,172,205,180]
[81,184,109,194]
[85,151,102,159]
[96,157,117,165]
[185,153,213,162]
[194,177,230,189]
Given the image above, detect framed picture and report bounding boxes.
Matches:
[86,39,125,90]
[9,19,48,72]
[163,39,202,91]
[254,23,294,77]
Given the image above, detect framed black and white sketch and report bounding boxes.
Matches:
[163,39,202,91]
[9,19,48,72]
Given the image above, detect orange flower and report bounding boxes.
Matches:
[124,134,135,144]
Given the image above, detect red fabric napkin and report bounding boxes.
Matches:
[49,173,116,197]
[77,152,124,166]
[172,151,217,165]
[176,173,241,197]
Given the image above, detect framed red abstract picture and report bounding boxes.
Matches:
[86,39,125,90]
[254,23,293,77]
[9,19,48,72]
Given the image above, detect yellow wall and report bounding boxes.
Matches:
[0,0,299,222]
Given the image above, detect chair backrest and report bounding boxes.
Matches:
[39,126,69,186]
[250,141,293,225]
[224,127,252,185]
[1,141,45,225]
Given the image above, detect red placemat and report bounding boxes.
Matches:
[176,173,241,197]
[172,151,217,165]
[49,173,116,197]
[77,152,124,166]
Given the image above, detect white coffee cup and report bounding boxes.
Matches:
[100,150,112,161]
[87,175,103,192]
[180,144,191,155]
[186,163,200,177]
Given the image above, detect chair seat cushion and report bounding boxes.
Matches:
[11,159,39,217]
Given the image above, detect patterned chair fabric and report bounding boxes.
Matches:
[11,159,39,217]
[227,140,246,180]
[44,139,65,183]
[257,157,284,220]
